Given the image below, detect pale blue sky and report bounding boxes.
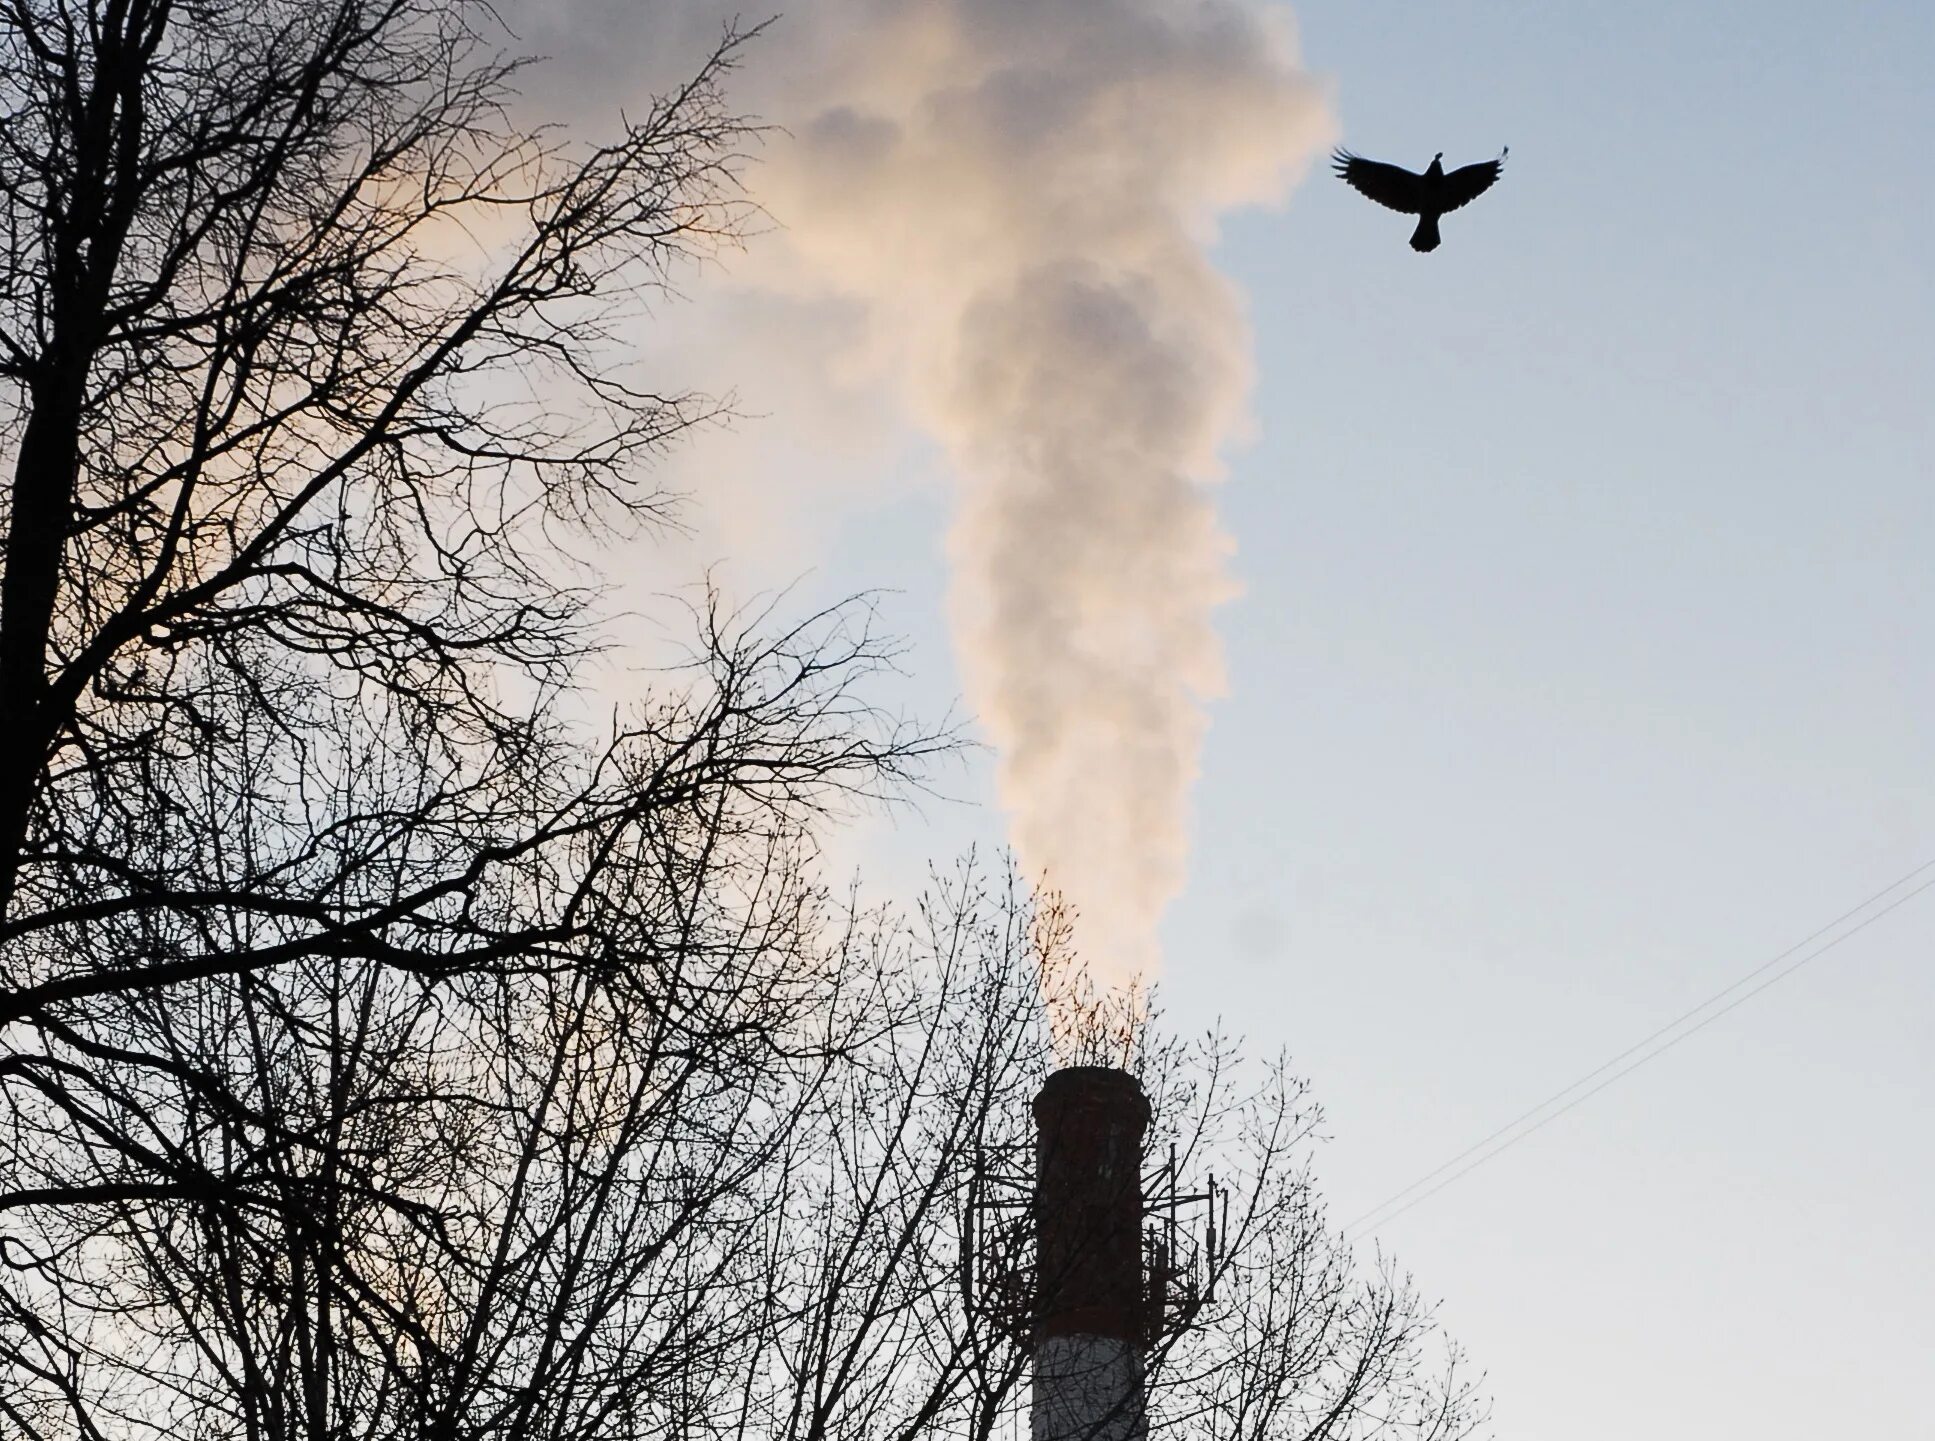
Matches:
[1177,4,1934,1435]
[559,1,1934,1434]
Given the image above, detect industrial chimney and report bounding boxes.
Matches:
[1031,1066,1150,1441]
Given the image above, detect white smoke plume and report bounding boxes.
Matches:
[513,0,1334,988]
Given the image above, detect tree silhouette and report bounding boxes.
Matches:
[741,871,1489,1441]
[0,5,1482,1438]
[0,3,931,1434]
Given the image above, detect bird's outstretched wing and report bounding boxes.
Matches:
[1438,148,1508,213]
[1331,149,1424,214]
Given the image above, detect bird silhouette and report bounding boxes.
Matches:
[1332,147,1507,252]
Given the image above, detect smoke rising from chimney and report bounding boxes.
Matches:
[507,0,1334,988]
[749,1,1331,986]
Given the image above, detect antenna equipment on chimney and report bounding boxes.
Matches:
[1141,1142,1225,1345]
[958,1116,1226,1349]
[961,1137,1037,1343]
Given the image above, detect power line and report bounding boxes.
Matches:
[1342,857,1935,1241]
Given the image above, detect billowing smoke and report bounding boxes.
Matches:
[514,0,1333,988]
[752,2,1330,985]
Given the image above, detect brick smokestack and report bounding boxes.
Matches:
[1032,1067,1149,1441]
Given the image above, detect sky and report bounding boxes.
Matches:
[508,2,1935,1436]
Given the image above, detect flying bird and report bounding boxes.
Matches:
[1331,147,1508,252]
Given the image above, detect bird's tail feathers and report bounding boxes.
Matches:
[1409,214,1441,252]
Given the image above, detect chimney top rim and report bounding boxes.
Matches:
[1034,1065,1150,1118]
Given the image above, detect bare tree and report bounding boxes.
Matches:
[1,761,925,1441]
[0,0,891,1007]
[732,867,1488,1441]
[0,1,931,1435]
